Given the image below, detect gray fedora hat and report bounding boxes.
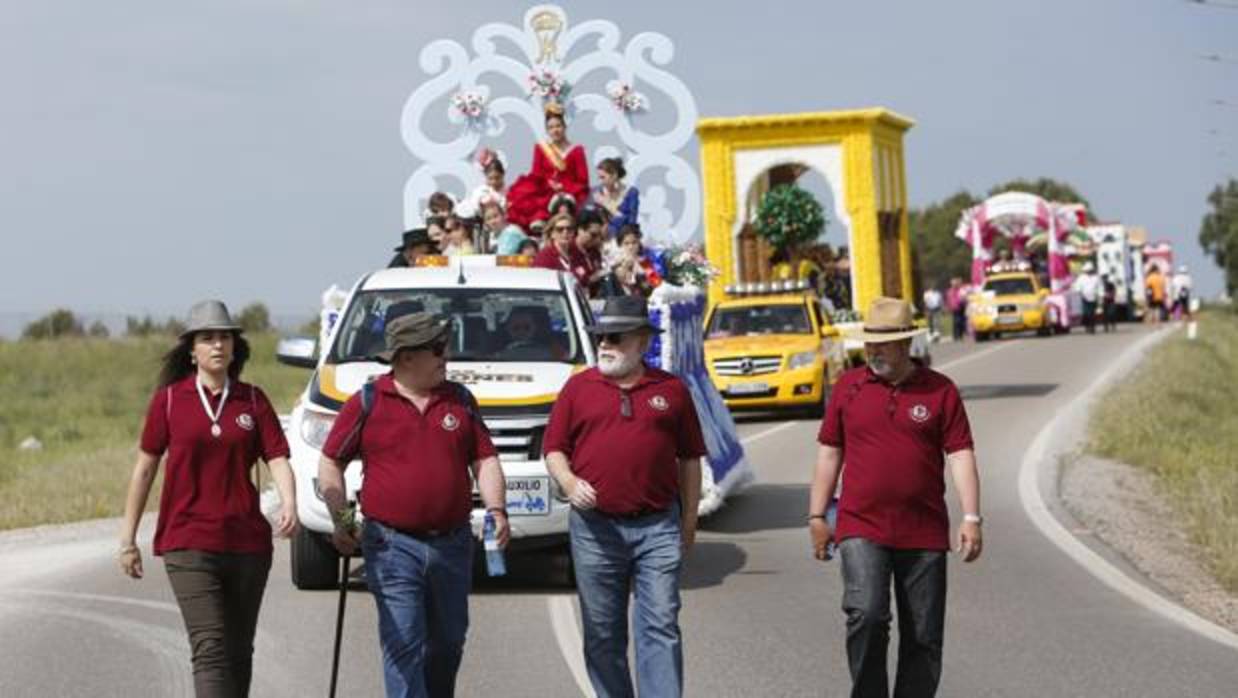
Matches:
[585,295,662,335]
[375,311,450,363]
[180,300,242,338]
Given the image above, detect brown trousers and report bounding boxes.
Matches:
[164,549,272,698]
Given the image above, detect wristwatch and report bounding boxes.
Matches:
[963,513,984,525]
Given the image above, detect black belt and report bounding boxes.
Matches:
[595,507,669,520]
[373,519,467,540]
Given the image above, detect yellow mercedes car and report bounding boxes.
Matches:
[968,270,1052,341]
[703,292,843,415]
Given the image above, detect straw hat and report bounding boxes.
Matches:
[846,297,927,343]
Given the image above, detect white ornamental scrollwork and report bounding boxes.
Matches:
[400,4,701,245]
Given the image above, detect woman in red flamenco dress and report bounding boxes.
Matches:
[506,101,589,233]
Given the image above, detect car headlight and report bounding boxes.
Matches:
[1020,302,1042,313]
[299,410,336,450]
[787,350,819,370]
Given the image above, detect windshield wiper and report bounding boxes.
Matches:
[332,356,380,365]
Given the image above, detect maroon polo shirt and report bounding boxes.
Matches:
[533,244,591,289]
[543,367,707,515]
[140,377,290,556]
[817,363,974,550]
[321,376,496,533]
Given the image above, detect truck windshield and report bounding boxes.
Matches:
[984,278,1035,295]
[328,288,583,364]
[707,304,812,337]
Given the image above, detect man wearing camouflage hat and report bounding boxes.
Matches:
[319,311,508,697]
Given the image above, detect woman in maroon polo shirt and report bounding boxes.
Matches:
[533,211,591,288]
[118,300,297,698]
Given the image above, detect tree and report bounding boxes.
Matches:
[909,190,979,291]
[87,320,110,338]
[754,185,826,252]
[1199,178,1238,295]
[22,309,84,339]
[237,303,272,333]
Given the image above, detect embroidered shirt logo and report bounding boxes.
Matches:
[649,395,669,411]
[909,404,931,423]
[236,413,255,431]
[441,413,460,431]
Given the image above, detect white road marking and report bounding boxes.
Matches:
[1016,328,1238,651]
[547,340,1020,695]
[547,595,595,697]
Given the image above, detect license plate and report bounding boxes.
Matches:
[505,477,550,516]
[997,316,1021,326]
[728,381,769,396]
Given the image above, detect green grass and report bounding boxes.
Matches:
[0,333,308,530]
[1088,309,1238,592]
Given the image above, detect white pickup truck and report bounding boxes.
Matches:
[277,256,595,589]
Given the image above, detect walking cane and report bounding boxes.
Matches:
[328,554,351,698]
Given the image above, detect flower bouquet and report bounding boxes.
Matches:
[528,69,570,101]
[451,90,487,120]
[605,80,647,113]
[657,244,720,288]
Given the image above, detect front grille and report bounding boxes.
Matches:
[725,388,778,399]
[998,304,1018,314]
[485,417,546,462]
[713,355,783,376]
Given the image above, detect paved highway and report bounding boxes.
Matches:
[2,326,1235,697]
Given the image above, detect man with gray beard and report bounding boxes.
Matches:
[543,295,706,698]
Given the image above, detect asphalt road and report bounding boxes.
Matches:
[2,326,1236,697]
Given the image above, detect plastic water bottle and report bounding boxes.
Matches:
[483,512,506,577]
[825,498,839,561]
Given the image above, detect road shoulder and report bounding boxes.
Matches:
[1061,453,1238,633]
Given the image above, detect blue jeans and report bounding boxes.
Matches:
[362,520,473,698]
[839,537,947,698]
[569,504,684,698]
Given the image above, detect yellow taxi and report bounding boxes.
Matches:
[968,267,1051,341]
[703,288,844,415]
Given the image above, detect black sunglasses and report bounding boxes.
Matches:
[595,332,628,346]
[410,339,448,357]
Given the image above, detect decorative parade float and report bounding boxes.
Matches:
[388,4,753,514]
[954,191,1090,334]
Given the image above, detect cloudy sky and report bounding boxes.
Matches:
[2,0,1234,330]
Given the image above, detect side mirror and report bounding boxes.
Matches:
[1038,288,1050,299]
[276,336,318,368]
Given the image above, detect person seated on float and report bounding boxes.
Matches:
[427,191,455,219]
[591,157,639,239]
[575,208,608,296]
[547,192,578,224]
[533,212,591,289]
[425,215,449,249]
[505,101,589,234]
[458,148,508,220]
[483,198,529,256]
[441,215,476,256]
[387,227,438,268]
[609,224,660,297]
[516,238,539,259]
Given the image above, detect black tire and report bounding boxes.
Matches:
[975,332,989,343]
[290,528,341,590]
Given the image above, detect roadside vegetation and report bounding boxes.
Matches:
[0,317,307,530]
[1088,308,1238,592]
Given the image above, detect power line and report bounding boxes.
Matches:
[1185,0,1238,10]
